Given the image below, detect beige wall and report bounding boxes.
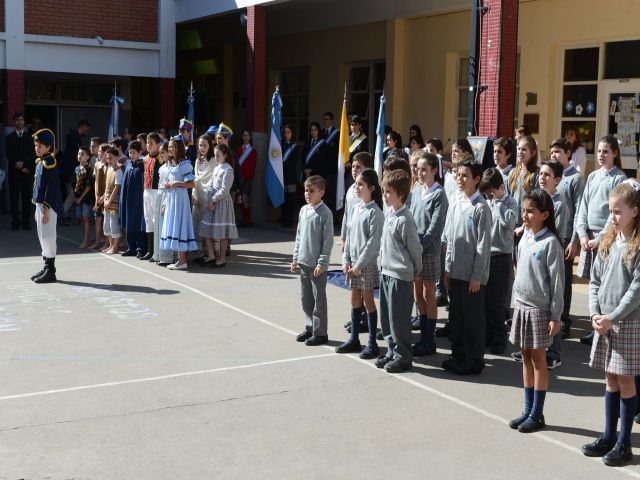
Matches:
[267,21,387,133]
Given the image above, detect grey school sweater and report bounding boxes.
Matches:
[340,184,358,241]
[380,205,423,281]
[342,200,384,270]
[558,163,585,243]
[513,228,565,320]
[590,238,640,325]
[576,166,626,240]
[409,183,449,257]
[488,193,518,255]
[293,201,334,268]
[444,192,493,284]
[551,191,570,241]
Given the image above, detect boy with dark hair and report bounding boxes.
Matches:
[136,133,148,156]
[292,175,334,346]
[443,159,492,374]
[31,128,64,283]
[120,140,148,257]
[72,146,95,248]
[142,132,163,261]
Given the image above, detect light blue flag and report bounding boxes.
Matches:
[187,84,195,126]
[266,86,284,208]
[107,91,124,142]
[373,93,385,175]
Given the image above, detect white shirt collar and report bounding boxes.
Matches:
[387,204,407,218]
[422,182,440,198]
[310,200,325,210]
[526,226,549,240]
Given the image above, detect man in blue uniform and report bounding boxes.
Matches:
[31,129,64,283]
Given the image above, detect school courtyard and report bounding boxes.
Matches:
[0,216,638,480]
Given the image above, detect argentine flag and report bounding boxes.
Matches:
[374,93,385,176]
[107,92,124,142]
[266,87,284,208]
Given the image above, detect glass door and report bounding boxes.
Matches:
[598,81,640,178]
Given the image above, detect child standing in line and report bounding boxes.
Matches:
[292,175,334,346]
[336,169,384,358]
[120,140,147,258]
[89,144,109,250]
[509,135,540,242]
[582,181,640,466]
[160,137,198,270]
[443,160,492,375]
[154,142,174,266]
[550,138,585,339]
[102,147,124,254]
[425,137,445,182]
[479,168,518,355]
[72,146,95,248]
[576,136,627,345]
[410,152,448,356]
[493,137,514,187]
[142,132,163,261]
[508,189,564,433]
[199,144,238,268]
[375,169,422,373]
[192,134,215,259]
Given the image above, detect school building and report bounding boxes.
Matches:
[175,0,640,178]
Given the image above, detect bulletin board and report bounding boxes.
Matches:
[608,93,640,162]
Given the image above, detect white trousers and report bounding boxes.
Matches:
[35,203,57,258]
[143,189,158,232]
[103,211,121,238]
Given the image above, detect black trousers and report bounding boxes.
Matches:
[449,278,486,371]
[562,240,573,323]
[9,173,33,227]
[485,254,511,348]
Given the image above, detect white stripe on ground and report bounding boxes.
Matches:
[0,353,337,401]
[56,234,639,478]
[0,256,107,266]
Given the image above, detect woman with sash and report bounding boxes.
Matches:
[301,122,327,181]
[234,129,257,227]
[281,124,301,228]
[347,115,368,188]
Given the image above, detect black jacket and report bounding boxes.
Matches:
[6,130,35,176]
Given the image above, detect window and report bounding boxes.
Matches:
[561,47,599,154]
[347,61,385,145]
[280,68,309,141]
[27,80,116,106]
[604,40,640,79]
[457,54,520,138]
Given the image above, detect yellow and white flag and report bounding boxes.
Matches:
[336,97,349,211]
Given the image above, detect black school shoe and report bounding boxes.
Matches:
[435,322,451,338]
[375,355,392,369]
[581,435,616,457]
[335,339,361,354]
[580,331,594,346]
[384,358,412,373]
[517,415,545,433]
[603,442,633,467]
[509,412,530,430]
[359,343,379,359]
[412,342,436,356]
[121,250,137,257]
[305,335,328,346]
[296,329,312,342]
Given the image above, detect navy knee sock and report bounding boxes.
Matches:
[523,387,534,415]
[635,376,640,414]
[349,308,360,342]
[603,390,621,441]
[531,390,546,419]
[367,311,378,345]
[618,395,637,445]
[418,314,429,345]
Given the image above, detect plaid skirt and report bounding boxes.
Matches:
[509,301,553,349]
[589,317,640,375]
[346,264,380,290]
[420,253,440,282]
[577,229,599,279]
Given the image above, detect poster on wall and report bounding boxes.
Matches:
[608,93,640,162]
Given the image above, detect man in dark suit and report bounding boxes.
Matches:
[6,113,36,230]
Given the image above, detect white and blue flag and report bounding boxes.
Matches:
[107,86,124,142]
[266,86,284,208]
[373,93,385,175]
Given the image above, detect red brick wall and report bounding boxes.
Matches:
[0,0,5,32]
[24,0,158,43]
[6,70,25,125]
[477,0,518,138]
[246,5,266,132]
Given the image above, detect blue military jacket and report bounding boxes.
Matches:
[32,154,64,217]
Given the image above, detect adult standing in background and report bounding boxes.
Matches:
[61,119,91,223]
[347,115,368,189]
[6,113,36,230]
[564,126,587,175]
[322,112,340,215]
[281,124,301,228]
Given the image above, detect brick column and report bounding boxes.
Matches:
[476,0,518,138]
[6,69,25,124]
[245,5,266,132]
[159,77,175,131]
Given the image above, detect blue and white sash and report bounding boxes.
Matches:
[238,145,253,167]
[283,143,297,163]
[349,133,366,153]
[305,139,325,165]
[325,128,339,146]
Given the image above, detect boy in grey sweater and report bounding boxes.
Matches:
[375,169,423,373]
[292,176,334,346]
[443,160,492,374]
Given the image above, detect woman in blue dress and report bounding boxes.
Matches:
[160,137,198,270]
